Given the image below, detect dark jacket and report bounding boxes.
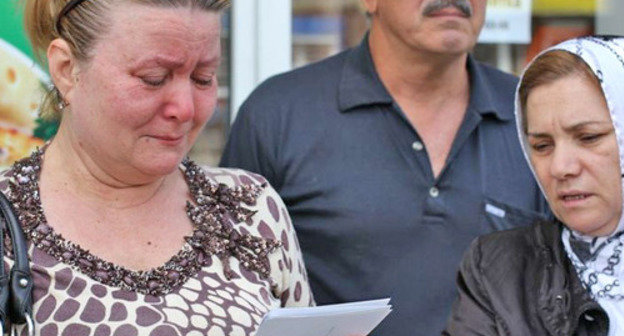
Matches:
[443,220,609,336]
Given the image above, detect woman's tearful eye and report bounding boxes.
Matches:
[136,68,169,87]
[192,73,215,88]
[141,76,167,87]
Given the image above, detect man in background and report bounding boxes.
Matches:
[221,0,549,334]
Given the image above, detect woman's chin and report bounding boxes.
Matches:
[565,219,618,237]
[134,153,187,178]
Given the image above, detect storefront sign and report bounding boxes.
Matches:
[479,0,532,44]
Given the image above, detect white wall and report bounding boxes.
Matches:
[596,0,624,35]
[231,0,292,122]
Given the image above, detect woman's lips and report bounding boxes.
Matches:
[151,134,184,145]
[558,192,593,206]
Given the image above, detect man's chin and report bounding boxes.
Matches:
[425,34,476,56]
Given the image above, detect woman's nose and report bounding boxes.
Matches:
[163,81,195,122]
[549,143,581,179]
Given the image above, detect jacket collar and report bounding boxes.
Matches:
[337,33,513,121]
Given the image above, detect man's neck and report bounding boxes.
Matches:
[367,26,472,177]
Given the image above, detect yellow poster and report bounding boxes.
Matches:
[533,0,596,15]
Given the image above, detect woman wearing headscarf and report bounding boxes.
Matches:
[3,0,314,335]
[443,36,624,336]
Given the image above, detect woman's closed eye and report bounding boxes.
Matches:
[139,73,214,88]
[530,141,552,153]
[141,76,167,87]
[138,69,169,87]
[578,132,608,144]
[192,75,214,88]
[191,71,215,88]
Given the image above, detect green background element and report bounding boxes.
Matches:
[1,0,58,140]
[34,118,59,141]
[0,0,35,59]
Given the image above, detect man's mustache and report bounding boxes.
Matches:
[422,0,473,17]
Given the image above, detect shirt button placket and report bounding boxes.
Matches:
[429,187,439,198]
[412,141,437,198]
[412,141,424,151]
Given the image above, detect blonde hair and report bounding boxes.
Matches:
[22,0,230,120]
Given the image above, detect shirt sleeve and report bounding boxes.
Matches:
[442,237,500,336]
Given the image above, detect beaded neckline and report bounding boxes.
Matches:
[6,148,281,296]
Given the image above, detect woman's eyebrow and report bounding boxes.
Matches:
[563,121,613,133]
[527,121,612,137]
[133,56,186,69]
[526,132,550,138]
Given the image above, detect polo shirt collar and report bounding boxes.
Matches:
[466,55,514,121]
[338,34,393,112]
[338,33,514,122]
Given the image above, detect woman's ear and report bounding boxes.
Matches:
[47,38,77,103]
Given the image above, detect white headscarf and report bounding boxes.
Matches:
[514,36,624,335]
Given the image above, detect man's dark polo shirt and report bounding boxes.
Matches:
[220,36,549,336]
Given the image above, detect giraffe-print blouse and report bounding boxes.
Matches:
[2,153,314,336]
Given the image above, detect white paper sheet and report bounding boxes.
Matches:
[255,298,392,336]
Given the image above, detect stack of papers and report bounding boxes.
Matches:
[255,298,392,336]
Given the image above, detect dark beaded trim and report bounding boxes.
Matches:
[5,148,281,296]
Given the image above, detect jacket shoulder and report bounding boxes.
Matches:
[468,220,558,272]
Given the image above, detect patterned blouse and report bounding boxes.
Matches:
[3,150,314,336]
